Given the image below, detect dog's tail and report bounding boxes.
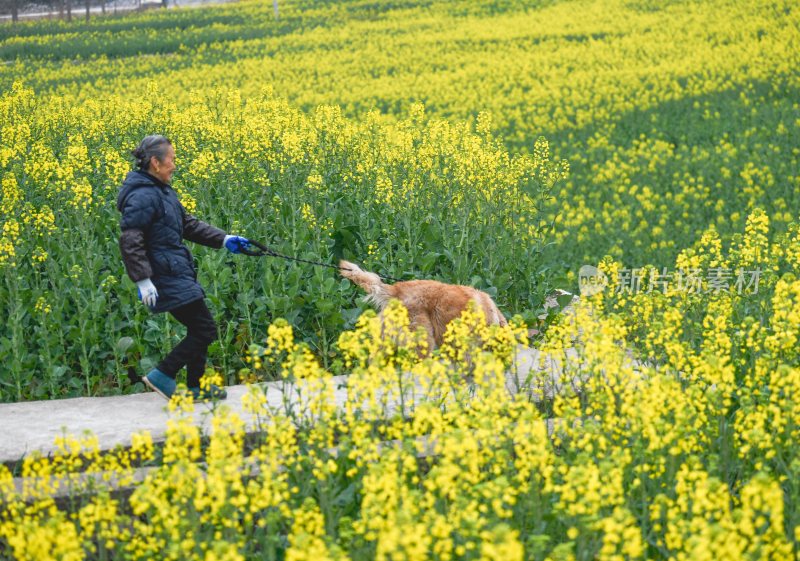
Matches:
[489,299,508,327]
[478,291,508,327]
[339,260,393,309]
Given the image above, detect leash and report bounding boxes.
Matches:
[240,240,406,283]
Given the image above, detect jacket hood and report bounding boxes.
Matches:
[116,170,169,211]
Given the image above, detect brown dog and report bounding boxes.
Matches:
[339,260,507,350]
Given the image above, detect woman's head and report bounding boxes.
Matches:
[131,135,176,184]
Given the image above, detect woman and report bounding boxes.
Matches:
[117,135,249,401]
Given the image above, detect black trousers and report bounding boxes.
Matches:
[157,298,218,388]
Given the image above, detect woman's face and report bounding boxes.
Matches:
[150,144,176,184]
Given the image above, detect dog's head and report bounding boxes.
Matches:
[338,260,357,277]
[339,260,390,307]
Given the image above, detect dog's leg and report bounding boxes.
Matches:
[409,315,436,357]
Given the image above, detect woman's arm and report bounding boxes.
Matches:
[182,206,226,248]
[119,190,157,282]
[119,229,153,282]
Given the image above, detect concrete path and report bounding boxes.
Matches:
[0,375,347,463]
[0,343,639,465]
[0,0,238,22]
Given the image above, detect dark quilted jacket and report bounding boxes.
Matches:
[117,170,226,313]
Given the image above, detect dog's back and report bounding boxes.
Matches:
[339,260,506,347]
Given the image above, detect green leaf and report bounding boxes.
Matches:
[419,251,441,273]
[332,482,356,507]
[116,336,134,353]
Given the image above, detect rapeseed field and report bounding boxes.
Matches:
[0,0,798,559]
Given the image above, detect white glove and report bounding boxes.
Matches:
[136,278,158,308]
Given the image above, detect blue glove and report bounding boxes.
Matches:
[224,235,250,254]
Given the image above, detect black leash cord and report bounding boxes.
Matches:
[241,240,405,283]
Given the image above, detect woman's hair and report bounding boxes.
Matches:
[131,135,172,170]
